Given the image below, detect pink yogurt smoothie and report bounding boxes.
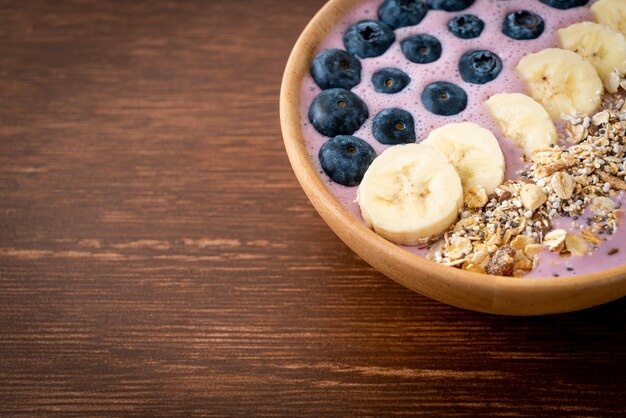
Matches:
[299,0,626,278]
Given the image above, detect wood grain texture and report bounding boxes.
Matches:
[0,0,625,416]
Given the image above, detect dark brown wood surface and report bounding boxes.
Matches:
[1,0,625,416]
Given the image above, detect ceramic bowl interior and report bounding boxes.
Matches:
[279,0,626,315]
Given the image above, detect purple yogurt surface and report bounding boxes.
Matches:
[299,0,626,278]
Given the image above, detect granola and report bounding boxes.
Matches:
[428,94,626,276]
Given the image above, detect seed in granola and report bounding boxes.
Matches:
[446,237,473,261]
[520,184,547,212]
[565,234,589,257]
[551,172,575,200]
[581,229,603,245]
[464,185,489,209]
[426,240,445,261]
[543,229,567,252]
[608,248,619,256]
[511,235,534,251]
[598,171,626,191]
[589,196,618,216]
[566,123,587,143]
[591,110,610,126]
[514,256,533,273]
[463,263,486,274]
[524,244,543,259]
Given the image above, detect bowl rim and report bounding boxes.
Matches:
[279,0,626,315]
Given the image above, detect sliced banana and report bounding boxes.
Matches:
[484,93,557,158]
[357,144,462,245]
[558,21,626,93]
[421,122,505,194]
[591,0,626,36]
[515,48,604,119]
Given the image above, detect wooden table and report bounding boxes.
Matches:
[1,1,625,415]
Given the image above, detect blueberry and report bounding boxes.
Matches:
[401,34,442,64]
[502,10,545,40]
[447,14,484,39]
[427,0,475,12]
[378,0,428,30]
[372,68,411,94]
[372,108,416,145]
[539,0,588,10]
[458,50,502,84]
[343,20,395,58]
[421,81,467,116]
[308,88,369,137]
[310,49,362,90]
[319,135,376,186]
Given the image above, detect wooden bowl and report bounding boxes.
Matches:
[279,0,626,315]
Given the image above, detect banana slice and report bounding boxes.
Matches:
[515,48,604,119]
[357,144,462,245]
[484,93,557,158]
[558,22,626,93]
[421,122,505,194]
[591,0,626,36]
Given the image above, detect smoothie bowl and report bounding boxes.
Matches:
[280,0,626,315]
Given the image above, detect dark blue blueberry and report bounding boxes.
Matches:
[378,0,428,30]
[447,14,484,39]
[401,34,442,64]
[421,81,467,116]
[343,20,395,58]
[311,49,362,90]
[308,88,369,137]
[372,108,416,145]
[458,50,502,84]
[372,68,411,94]
[427,0,475,12]
[539,0,588,10]
[502,10,545,40]
[319,135,376,186]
